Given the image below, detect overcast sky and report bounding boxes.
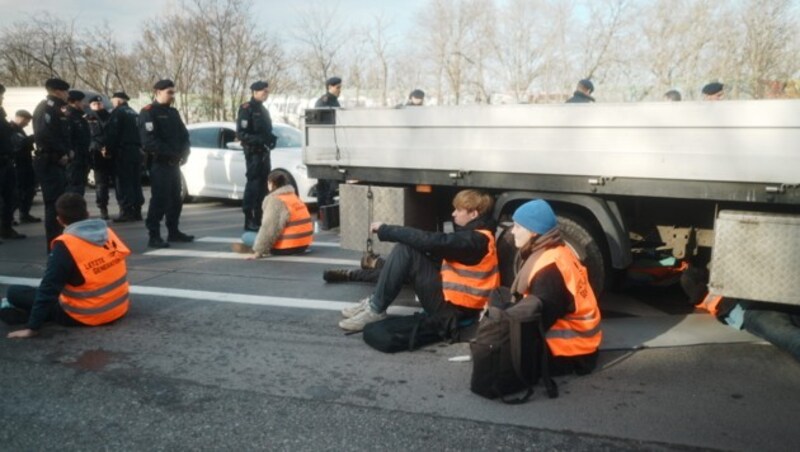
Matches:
[0,0,429,46]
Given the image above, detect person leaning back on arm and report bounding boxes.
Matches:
[1,193,132,338]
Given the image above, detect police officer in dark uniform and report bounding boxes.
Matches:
[565,79,595,103]
[33,78,72,250]
[0,82,26,241]
[9,109,39,224]
[314,76,342,207]
[65,90,91,195]
[139,79,193,248]
[106,91,144,223]
[86,95,112,219]
[237,80,277,231]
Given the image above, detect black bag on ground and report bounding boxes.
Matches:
[470,292,558,403]
[363,312,454,353]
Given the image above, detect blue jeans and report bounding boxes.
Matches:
[743,307,800,362]
[241,231,257,248]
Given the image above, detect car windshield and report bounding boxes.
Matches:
[274,126,301,148]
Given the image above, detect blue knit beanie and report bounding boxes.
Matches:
[512,200,557,235]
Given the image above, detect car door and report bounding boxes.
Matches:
[219,127,247,199]
[187,126,225,196]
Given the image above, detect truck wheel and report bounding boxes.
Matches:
[557,214,609,296]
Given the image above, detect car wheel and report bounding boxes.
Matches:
[557,213,610,296]
[269,169,298,196]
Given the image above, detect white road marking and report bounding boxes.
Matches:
[143,248,360,266]
[196,236,340,248]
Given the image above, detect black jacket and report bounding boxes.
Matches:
[236,97,275,151]
[565,91,595,103]
[315,93,341,108]
[86,109,109,153]
[376,216,496,265]
[32,95,71,157]
[107,103,141,157]
[138,101,189,160]
[0,107,13,165]
[67,106,91,163]
[9,122,34,164]
[27,242,84,330]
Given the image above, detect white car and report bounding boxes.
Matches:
[183,122,316,203]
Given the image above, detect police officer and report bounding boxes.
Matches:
[0,83,26,241]
[9,109,39,224]
[702,82,724,101]
[106,91,144,223]
[139,79,193,248]
[314,76,342,207]
[237,80,277,231]
[406,89,425,106]
[32,78,72,250]
[65,90,91,196]
[86,96,112,220]
[565,79,595,103]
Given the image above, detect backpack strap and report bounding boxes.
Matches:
[499,316,535,404]
[537,317,559,399]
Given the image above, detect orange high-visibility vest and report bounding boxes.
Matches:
[524,245,602,357]
[53,228,131,326]
[272,192,314,250]
[697,293,723,316]
[441,229,500,309]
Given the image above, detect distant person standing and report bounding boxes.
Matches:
[106,91,144,223]
[0,83,25,241]
[237,80,277,231]
[663,90,682,102]
[565,79,595,103]
[314,76,342,207]
[9,109,40,224]
[406,89,425,106]
[64,90,91,196]
[702,82,724,101]
[32,78,72,251]
[86,96,112,220]
[139,79,193,248]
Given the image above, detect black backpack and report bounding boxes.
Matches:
[363,312,458,353]
[470,291,558,403]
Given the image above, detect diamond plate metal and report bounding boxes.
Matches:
[709,211,800,306]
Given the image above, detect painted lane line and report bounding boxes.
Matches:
[143,248,360,266]
[196,236,340,248]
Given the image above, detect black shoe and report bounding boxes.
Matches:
[148,236,170,248]
[168,231,195,243]
[323,269,352,283]
[0,308,28,325]
[0,227,26,239]
[113,212,135,223]
[12,220,19,226]
[19,214,41,224]
[99,208,109,220]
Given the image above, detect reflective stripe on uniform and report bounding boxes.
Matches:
[61,274,128,299]
[546,324,602,340]
[60,292,129,316]
[441,281,495,299]
[441,263,499,280]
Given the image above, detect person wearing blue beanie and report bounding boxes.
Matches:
[509,199,602,377]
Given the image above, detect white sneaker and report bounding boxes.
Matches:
[338,307,387,332]
[341,296,370,318]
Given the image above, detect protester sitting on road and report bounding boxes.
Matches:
[686,270,800,363]
[338,189,499,333]
[1,193,131,338]
[509,199,602,375]
[233,171,313,259]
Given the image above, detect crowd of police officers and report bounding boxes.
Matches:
[0,76,352,251]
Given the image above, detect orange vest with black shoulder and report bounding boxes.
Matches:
[441,229,500,310]
[524,245,602,357]
[272,192,314,250]
[52,228,131,326]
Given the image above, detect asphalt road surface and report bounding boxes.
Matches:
[1,191,798,451]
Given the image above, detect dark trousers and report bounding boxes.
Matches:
[0,163,17,228]
[116,150,144,212]
[65,159,89,196]
[146,162,183,237]
[743,307,800,362]
[33,158,66,251]
[370,244,481,326]
[243,150,270,220]
[94,159,116,209]
[316,179,338,206]
[4,285,80,327]
[15,158,36,216]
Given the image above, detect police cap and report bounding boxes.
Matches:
[89,95,103,103]
[68,90,85,102]
[410,89,425,99]
[326,76,342,87]
[153,79,175,91]
[250,80,269,91]
[45,78,70,91]
[578,79,594,93]
[112,91,130,101]
[702,82,724,95]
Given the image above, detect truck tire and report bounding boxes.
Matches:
[557,214,609,296]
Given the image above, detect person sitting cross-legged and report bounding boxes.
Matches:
[338,189,500,334]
